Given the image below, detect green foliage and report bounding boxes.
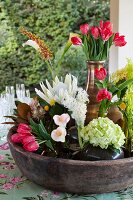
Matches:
[0,0,109,92]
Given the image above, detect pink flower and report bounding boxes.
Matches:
[2,183,14,190]
[94,67,107,80]
[0,142,9,150]
[0,154,5,160]
[96,88,112,102]
[17,123,31,131]
[11,133,22,143]
[10,177,22,184]
[71,36,82,45]
[99,20,113,41]
[80,24,89,35]
[0,174,8,178]
[53,113,70,127]
[90,26,99,39]
[22,135,35,145]
[51,127,67,142]
[23,141,39,152]
[17,123,32,137]
[113,33,127,47]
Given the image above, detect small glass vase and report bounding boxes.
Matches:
[85,60,105,124]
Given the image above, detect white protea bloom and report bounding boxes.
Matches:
[51,127,67,142]
[53,113,70,127]
[22,40,40,50]
[35,74,78,104]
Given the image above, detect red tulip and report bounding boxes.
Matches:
[99,21,113,31]
[71,36,82,45]
[17,123,31,137]
[96,88,112,102]
[99,20,113,41]
[22,135,35,145]
[80,24,89,35]
[17,123,31,132]
[94,67,107,80]
[11,133,22,143]
[90,26,99,39]
[113,33,127,47]
[23,141,39,152]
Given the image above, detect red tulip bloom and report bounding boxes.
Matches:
[113,33,127,47]
[17,123,32,137]
[90,26,99,39]
[11,133,22,143]
[23,141,39,152]
[22,135,35,145]
[80,24,89,35]
[17,123,31,132]
[71,36,82,45]
[96,88,112,102]
[99,20,113,41]
[94,67,107,80]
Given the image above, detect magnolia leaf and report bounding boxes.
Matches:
[17,102,31,120]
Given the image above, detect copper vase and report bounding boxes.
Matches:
[85,60,105,124]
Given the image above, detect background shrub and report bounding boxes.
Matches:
[0,0,109,92]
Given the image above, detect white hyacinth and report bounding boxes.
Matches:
[62,93,88,126]
[35,74,89,126]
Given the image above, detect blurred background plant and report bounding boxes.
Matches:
[0,0,109,92]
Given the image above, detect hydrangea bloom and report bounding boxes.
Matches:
[80,117,125,149]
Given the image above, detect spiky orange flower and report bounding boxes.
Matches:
[20,28,53,60]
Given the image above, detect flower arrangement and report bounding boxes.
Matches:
[71,20,127,61]
[6,24,132,161]
[9,72,126,160]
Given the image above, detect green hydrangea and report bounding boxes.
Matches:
[80,117,125,149]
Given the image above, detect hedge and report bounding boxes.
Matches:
[0,0,109,92]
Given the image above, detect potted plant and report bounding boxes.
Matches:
[6,27,133,194]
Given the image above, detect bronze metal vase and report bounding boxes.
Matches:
[85,60,105,124]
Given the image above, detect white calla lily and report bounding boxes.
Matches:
[53,113,70,127]
[51,127,67,142]
[22,40,40,50]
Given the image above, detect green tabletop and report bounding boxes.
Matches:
[0,128,133,200]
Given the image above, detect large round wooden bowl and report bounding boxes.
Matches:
[7,130,133,194]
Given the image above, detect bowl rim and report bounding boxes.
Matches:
[7,128,133,167]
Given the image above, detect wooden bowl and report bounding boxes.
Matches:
[7,129,133,194]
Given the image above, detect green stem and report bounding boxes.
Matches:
[56,52,65,76]
[45,59,54,79]
[78,126,83,149]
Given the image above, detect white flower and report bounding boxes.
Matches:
[35,74,78,104]
[35,74,89,126]
[62,93,87,126]
[53,113,70,127]
[22,40,39,50]
[51,127,67,142]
